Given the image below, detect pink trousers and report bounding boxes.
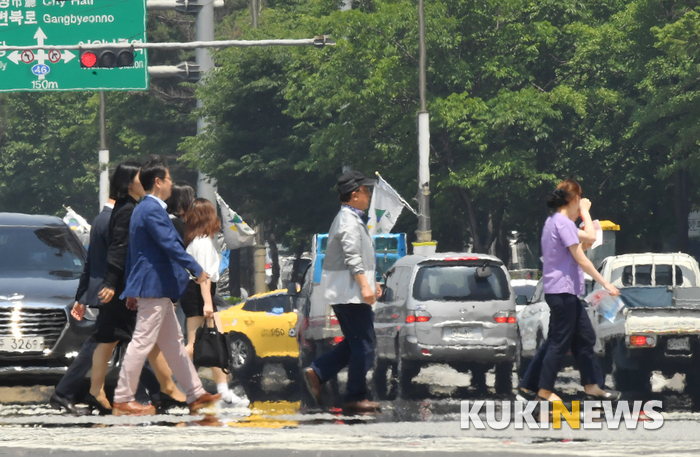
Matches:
[113,297,205,404]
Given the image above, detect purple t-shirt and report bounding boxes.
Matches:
[541,213,584,295]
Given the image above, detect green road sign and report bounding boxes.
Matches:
[0,0,148,92]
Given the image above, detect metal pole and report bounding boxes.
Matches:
[418,0,427,114]
[98,92,109,210]
[251,0,258,28]
[254,226,266,294]
[0,38,335,52]
[195,0,217,205]
[249,0,266,293]
[415,0,432,247]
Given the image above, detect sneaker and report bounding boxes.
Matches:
[219,390,250,408]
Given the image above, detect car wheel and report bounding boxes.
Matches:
[283,362,298,381]
[371,358,392,400]
[613,364,650,393]
[495,362,514,395]
[396,356,420,399]
[228,333,258,377]
[515,331,529,380]
[610,340,650,393]
[685,369,700,412]
[470,363,488,392]
[393,338,420,399]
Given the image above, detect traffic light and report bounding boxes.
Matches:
[80,48,135,68]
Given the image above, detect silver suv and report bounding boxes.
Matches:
[372,253,517,398]
[0,213,93,382]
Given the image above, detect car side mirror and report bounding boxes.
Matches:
[515,295,528,306]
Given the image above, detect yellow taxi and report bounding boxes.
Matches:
[219,289,299,377]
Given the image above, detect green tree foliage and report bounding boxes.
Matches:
[2,0,700,262]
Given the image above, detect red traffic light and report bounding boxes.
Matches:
[80,51,97,68]
[79,48,135,69]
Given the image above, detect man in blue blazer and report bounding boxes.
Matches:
[50,196,114,415]
[112,157,221,416]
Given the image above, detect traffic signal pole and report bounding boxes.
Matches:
[413,0,436,256]
[194,0,217,205]
[99,92,109,209]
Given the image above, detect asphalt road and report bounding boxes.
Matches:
[0,364,697,456]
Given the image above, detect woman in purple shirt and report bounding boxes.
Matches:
[518,180,620,404]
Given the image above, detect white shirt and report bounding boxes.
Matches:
[186,236,220,282]
[146,194,168,209]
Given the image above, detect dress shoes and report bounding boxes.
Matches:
[188,392,222,414]
[303,367,323,406]
[154,393,188,415]
[49,392,90,416]
[112,401,156,416]
[585,389,621,402]
[342,399,381,413]
[515,388,537,402]
[84,393,112,416]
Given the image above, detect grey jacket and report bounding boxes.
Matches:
[320,206,376,305]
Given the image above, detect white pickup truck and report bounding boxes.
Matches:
[590,253,700,407]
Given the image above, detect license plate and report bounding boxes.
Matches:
[0,337,44,353]
[667,337,690,351]
[443,327,481,340]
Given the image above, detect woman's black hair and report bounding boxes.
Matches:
[546,188,569,209]
[166,182,195,216]
[110,160,142,201]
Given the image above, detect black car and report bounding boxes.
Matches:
[0,213,95,381]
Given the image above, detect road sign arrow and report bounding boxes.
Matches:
[62,50,75,64]
[33,28,47,47]
[7,51,20,65]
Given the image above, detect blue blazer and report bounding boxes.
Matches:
[75,205,112,307]
[120,195,203,302]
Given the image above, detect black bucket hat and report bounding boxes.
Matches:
[337,171,376,194]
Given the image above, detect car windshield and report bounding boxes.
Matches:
[242,294,293,313]
[513,284,536,302]
[0,225,85,275]
[412,264,510,301]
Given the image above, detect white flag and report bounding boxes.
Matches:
[367,173,416,235]
[63,206,91,247]
[215,193,256,249]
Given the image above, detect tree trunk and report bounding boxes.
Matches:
[496,220,511,267]
[456,187,485,252]
[266,227,281,290]
[675,169,689,252]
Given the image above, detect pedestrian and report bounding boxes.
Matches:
[50,186,116,415]
[302,171,382,413]
[166,182,195,239]
[87,160,187,414]
[112,157,220,416]
[518,179,621,404]
[182,198,250,408]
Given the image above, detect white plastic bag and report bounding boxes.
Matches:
[585,289,624,323]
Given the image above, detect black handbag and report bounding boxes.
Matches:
[193,321,230,373]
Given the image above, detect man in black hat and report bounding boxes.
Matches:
[302,170,382,413]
